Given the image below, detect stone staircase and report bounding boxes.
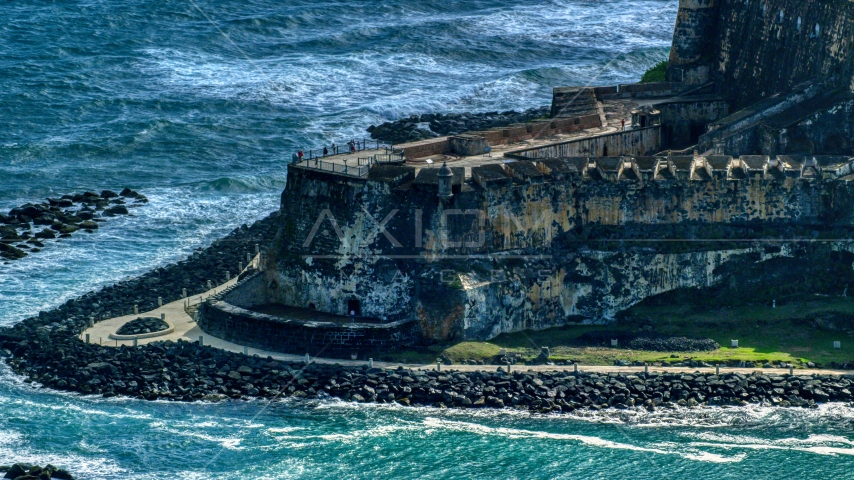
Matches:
[550,87,600,118]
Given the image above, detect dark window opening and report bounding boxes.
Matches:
[822,134,847,155]
[663,125,674,147]
[347,299,361,317]
[689,124,706,144]
[602,145,608,156]
[308,303,316,310]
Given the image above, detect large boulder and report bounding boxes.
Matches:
[100,190,118,199]
[34,229,56,239]
[119,188,140,198]
[0,243,27,260]
[104,205,129,216]
[32,213,55,225]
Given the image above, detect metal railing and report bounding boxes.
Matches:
[374,152,405,164]
[296,159,371,177]
[301,139,393,160]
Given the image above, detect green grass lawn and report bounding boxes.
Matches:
[382,297,854,367]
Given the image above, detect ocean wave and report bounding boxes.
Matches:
[196,175,288,193]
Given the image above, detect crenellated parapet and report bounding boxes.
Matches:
[481,154,854,186]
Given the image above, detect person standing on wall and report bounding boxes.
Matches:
[297,149,304,162]
[621,119,626,131]
[292,152,299,164]
[323,146,329,156]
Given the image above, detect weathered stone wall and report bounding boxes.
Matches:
[198,299,421,358]
[258,159,854,343]
[669,0,718,84]
[671,0,854,110]
[221,273,269,308]
[657,97,729,148]
[506,127,662,159]
[759,95,854,156]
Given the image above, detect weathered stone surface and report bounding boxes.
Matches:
[262,159,854,343]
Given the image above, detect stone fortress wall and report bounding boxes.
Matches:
[255,155,854,345]
[197,0,854,355]
[668,0,854,155]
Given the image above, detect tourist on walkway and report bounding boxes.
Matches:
[621,119,626,131]
[331,143,337,155]
[292,152,299,164]
[349,140,356,154]
[323,146,329,156]
[297,149,304,162]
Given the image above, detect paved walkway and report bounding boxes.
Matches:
[80,273,850,376]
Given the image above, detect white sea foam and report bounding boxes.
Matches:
[420,417,742,463]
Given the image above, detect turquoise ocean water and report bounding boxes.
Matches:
[4,1,854,477]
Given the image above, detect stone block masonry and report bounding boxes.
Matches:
[505,126,661,159]
[198,299,420,358]
[671,0,854,110]
[256,154,854,344]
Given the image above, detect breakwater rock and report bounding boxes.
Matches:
[0,463,74,480]
[367,106,550,144]
[6,328,854,411]
[1,189,147,262]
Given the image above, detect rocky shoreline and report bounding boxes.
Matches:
[367,106,550,144]
[2,210,854,413]
[1,189,147,262]
[0,463,74,480]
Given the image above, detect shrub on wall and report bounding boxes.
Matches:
[641,60,669,83]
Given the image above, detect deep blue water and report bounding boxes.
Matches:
[6,1,851,478]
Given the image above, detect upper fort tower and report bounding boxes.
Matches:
[670,0,854,109]
[668,0,718,85]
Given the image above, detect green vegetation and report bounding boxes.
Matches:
[382,296,854,367]
[640,60,669,83]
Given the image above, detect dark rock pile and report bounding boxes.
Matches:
[628,337,720,352]
[1,189,147,262]
[367,107,550,144]
[0,463,74,480]
[576,331,719,352]
[116,317,169,336]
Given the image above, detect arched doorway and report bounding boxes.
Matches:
[347,298,361,317]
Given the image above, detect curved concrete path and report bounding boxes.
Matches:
[79,255,850,376]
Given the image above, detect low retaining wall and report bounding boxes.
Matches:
[396,114,602,159]
[198,300,421,358]
[505,126,662,159]
[398,137,451,159]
